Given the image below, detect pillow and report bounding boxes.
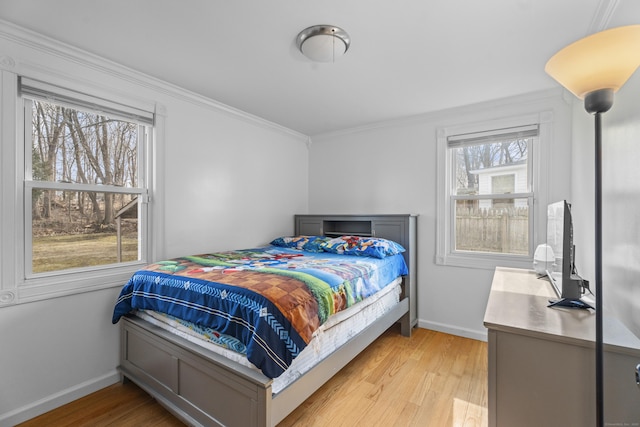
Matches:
[269,235,328,253]
[320,235,405,259]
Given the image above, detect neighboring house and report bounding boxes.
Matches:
[471,159,528,210]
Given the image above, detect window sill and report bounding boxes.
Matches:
[0,262,143,307]
[435,252,533,271]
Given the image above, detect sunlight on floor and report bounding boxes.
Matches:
[452,397,488,427]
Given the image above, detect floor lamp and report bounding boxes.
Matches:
[545,25,640,427]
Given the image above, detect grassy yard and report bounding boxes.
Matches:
[32,232,138,273]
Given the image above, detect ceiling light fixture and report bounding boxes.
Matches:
[296,25,350,62]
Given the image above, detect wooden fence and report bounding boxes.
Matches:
[456,207,529,254]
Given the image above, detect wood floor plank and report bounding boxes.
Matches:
[16,381,185,427]
[17,327,487,427]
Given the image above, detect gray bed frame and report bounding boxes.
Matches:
[118,214,417,426]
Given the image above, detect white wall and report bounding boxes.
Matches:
[0,23,309,425]
[572,70,640,340]
[0,287,123,423]
[161,97,309,257]
[309,90,573,340]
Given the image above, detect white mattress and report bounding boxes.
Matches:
[136,277,401,394]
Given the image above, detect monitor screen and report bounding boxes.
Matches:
[546,201,566,297]
[545,200,592,309]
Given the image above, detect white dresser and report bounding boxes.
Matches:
[483,267,640,427]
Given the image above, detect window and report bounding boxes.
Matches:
[436,114,551,269]
[0,75,158,305]
[22,78,154,276]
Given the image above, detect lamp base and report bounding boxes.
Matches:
[585,89,614,114]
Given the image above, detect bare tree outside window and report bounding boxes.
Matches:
[29,100,142,273]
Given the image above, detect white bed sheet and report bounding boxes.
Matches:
[136,277,401,394]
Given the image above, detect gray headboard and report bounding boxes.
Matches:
[294,214,417,330]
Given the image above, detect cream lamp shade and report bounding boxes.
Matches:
[297,25,350,62]
[545,25,640,99]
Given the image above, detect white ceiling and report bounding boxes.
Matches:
[0,0,638,136]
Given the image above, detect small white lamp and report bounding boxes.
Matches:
[533,244,555,275]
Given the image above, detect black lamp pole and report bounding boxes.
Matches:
[584,88,613,427]
[594,110,604,427]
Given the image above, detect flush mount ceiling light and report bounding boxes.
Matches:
[296,25,350,62]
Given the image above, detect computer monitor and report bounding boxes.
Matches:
[545,200,593,309]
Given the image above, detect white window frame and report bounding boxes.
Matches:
[0,72,164,306]
[436,112,553,270]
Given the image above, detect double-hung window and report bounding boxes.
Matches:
[437,114,550,269]
[11,78,155,302]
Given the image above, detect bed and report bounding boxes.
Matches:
[113,214,417,427]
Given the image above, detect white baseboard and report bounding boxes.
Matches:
[418,320,488,342]
[0,370,121,426]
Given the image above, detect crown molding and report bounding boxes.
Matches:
[589,0,620,33]
[0,19,308,143]
[311,87,565,142]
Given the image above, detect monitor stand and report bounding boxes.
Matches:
[548,298,594,310]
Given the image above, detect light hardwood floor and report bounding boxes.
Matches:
[17,326,488,427]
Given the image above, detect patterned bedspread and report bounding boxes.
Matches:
[112,246,408,378]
